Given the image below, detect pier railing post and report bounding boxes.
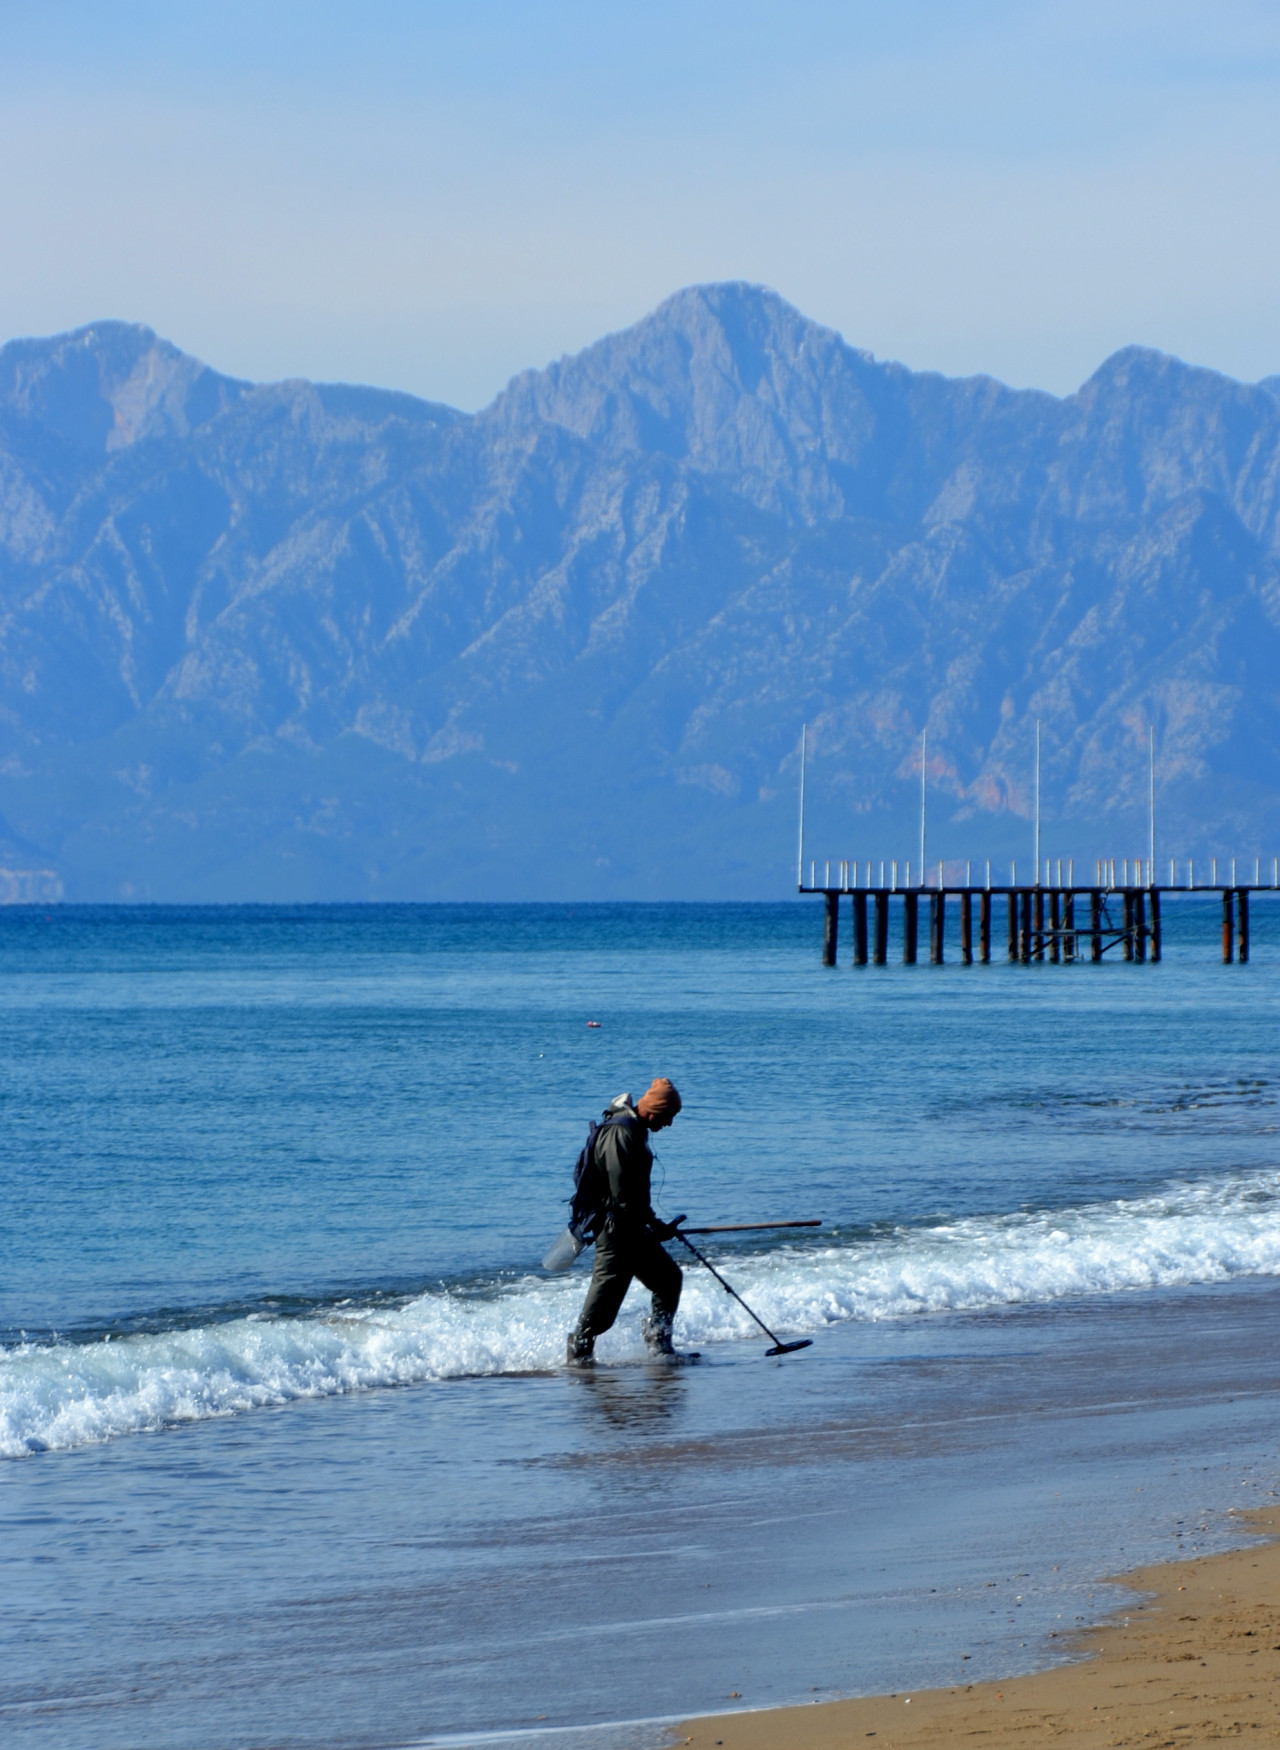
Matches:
[822,891,839,967]
[1049,890,1061,963]
[873,892,888,964]
[852,891,868,966]
[1149,888,1161,962]
[979,891,991,963]
[903,891,918,964]
[961,891,973,964]
[1238,888,1249,963]
[1223,889,1235,963]
[930,891,945,964]
[1090,890,1102,961]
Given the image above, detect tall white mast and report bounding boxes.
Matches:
[1034,718,1041,886]
[919,727,927,885]
[797,724,807,889]
[1148,724,1155,885]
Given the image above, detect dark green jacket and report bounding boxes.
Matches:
[595,1108,656,1241]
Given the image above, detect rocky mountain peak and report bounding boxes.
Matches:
[0,320,248,460]
[488,282,890,512]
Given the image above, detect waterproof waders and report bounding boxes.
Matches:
[570,1221,682,1361]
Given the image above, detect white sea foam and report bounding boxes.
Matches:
[7,1166,1280,1457]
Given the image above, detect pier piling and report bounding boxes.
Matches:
[873,892,888,964]
[802,864,1270,971]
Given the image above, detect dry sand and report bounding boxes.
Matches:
[678,1507,1280,1749]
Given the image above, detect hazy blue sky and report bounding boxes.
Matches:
[3,1,1280,406]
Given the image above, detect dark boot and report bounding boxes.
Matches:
[566,1329,595,1367]
[640,1313,676,1357]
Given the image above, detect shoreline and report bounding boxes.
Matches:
[678,1505,1280,1749]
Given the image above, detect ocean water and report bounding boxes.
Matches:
[4,899,1280,1749]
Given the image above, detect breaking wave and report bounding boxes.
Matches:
[8,1166,1280,1457]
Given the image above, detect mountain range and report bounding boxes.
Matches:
[2,282,1280,901]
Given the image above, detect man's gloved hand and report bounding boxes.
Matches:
[651,1215,686,1242]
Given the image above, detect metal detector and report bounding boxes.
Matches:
[670,1225,813,1358]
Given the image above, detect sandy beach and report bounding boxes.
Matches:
[680,1507,1280,1750]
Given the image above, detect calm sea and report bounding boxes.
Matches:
[4,901,1280,1749]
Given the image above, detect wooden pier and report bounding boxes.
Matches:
[802,864,1270,968]
[793,722,1275,968]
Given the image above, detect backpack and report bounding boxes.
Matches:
[568,1110,633,1246]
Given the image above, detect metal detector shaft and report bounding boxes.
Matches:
[671,1230,811,1356]
[680,1220,822,1235]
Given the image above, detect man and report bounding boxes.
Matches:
[567,1077,685,1365]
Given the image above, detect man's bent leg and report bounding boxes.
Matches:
[633,1237,683,1353]
[571,1232,634,1360]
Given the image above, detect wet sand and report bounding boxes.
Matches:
[680,1506,1280,1750]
